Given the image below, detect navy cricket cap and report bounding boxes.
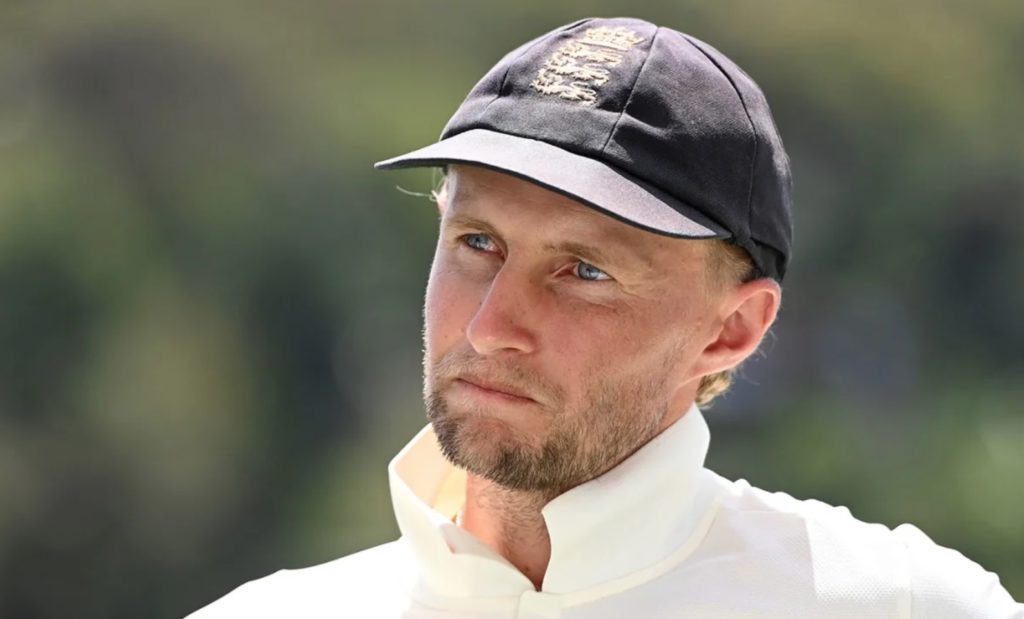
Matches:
[375,17,793,280]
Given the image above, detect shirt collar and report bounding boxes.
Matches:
[387,403,712,599]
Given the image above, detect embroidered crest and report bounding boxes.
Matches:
[579,26,645,51]
[530,27,645,107]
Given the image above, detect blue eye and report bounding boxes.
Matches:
[463,234,495,252]
[574,261,610,281]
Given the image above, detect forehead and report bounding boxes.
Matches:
[445,164,603,220]
[443,165,707,267]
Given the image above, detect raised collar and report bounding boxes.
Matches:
[387,404,713,600]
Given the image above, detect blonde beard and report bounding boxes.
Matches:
[424,358,670,494]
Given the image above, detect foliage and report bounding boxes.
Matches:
[0,1,1021,616]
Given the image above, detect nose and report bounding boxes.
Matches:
[465,263,538,356]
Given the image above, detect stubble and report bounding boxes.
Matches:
[424,347,671,495]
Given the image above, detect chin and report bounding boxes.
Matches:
[458,407,541,448]
[430,400,538,461]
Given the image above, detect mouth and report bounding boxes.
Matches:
[454,375,537,404]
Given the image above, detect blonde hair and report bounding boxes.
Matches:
[695,240,758,407]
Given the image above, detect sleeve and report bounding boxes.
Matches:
[894,523,1023,619]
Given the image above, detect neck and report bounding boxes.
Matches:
[454,404,695,590]
[460,474,557,590]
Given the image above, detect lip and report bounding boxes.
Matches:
[455,376,536,404]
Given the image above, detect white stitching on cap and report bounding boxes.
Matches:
[530,27,644,106]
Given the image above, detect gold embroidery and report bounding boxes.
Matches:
[544,52,612,86]
[532,70,599,104]
[529,27,645,107]
[579,26,645,51]
[559,41,626,66]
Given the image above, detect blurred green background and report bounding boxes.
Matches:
[1,1,1022,617]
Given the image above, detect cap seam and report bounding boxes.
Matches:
[483,19,593,117]
[681,35,759,241]
[599,26,661,155]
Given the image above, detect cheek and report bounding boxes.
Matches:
[541,306,647,385]
[556,299,654,353]
[546,303,695,391]
[424,257,482,355]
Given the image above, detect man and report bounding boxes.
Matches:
[189,17,1021,618]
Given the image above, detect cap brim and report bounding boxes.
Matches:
[374,129,729,239]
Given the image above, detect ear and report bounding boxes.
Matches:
[691,278,781,379]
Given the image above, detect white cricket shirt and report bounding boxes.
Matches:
[189,406,1022,618]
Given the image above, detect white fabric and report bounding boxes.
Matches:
[188,406,1022,618]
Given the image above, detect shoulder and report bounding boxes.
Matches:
[894,523,1022,618]
[186,540,416,619]
[701,470,1021,618]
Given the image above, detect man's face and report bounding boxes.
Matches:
[423,165,725,494]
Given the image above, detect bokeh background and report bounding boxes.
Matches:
[1,1,1022,617]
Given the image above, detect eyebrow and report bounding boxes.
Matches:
[445,214,501,238]
[444,215,509,255]
[444,213,645,270]
[541,240,618,268]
